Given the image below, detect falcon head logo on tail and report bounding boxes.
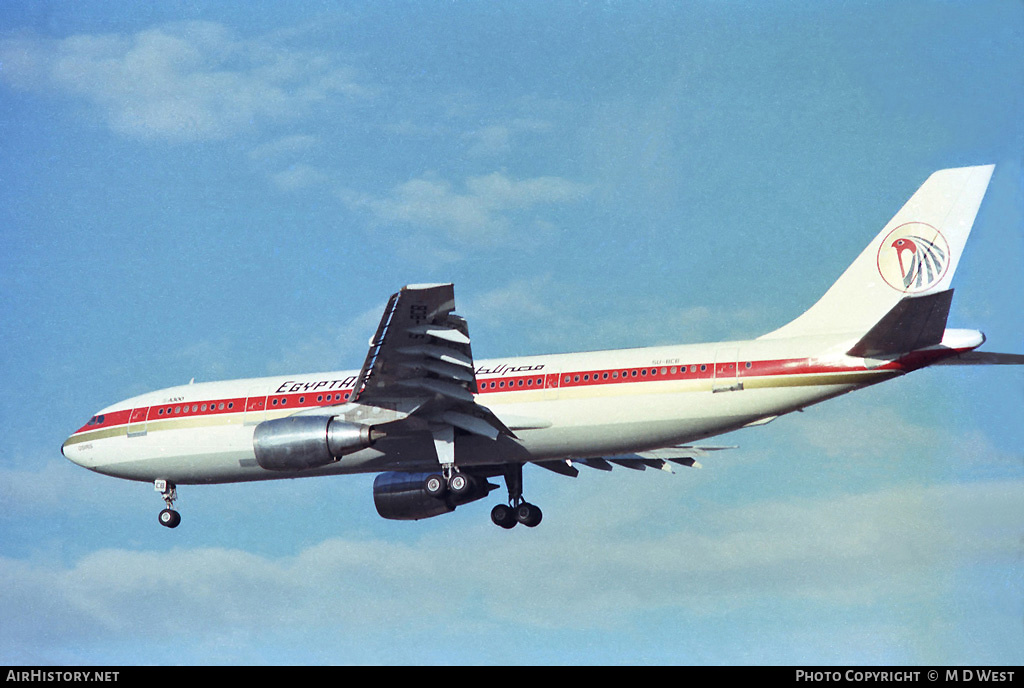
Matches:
[877,223,951,294]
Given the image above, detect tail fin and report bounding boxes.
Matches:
[760,165,995,341]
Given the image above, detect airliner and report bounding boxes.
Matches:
[62,165,1021,529]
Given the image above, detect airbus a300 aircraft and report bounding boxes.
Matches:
[63,165,1021,529]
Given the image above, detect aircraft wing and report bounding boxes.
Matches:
[534,445,736,477]
[349,283,514,442]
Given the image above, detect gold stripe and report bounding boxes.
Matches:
[742,370,894,389]
[64,369,895,445]
[63,426,128,446]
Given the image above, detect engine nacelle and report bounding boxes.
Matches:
[373,471,496,521]
[253,415,375,471]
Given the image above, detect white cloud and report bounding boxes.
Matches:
[247,134,321,161]
[463,276,558,328]
[458,274,763,355]
[269,163,334,192]
[0,461,85,512]
[344,171,591,243]
[0,23,365,142]
[263,302,385,375]
[462,119,555,157]
[2,478,1019,662]
[465,125,512,156]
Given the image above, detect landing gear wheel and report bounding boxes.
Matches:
[424,473,447,498]
[494,464,543,529]
[154,480,180,529]
[491,504,517,529]
[449,473,471,496]
[515,502,542,528]
[158,508,181,529]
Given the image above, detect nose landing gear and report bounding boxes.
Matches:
[155,479,181,529]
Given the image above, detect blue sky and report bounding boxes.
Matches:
[1,0,1022,666]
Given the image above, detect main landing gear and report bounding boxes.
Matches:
[423,465,474,499]
[422,463,542,529]
[155,479,181,528]
[490,464,542,530]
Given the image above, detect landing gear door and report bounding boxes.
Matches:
[712,347,743,393]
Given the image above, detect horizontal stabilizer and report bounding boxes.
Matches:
[847,289,953,357]
[932,351,1024,365]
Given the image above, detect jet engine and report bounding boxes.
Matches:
[253,415,377,471]
[373,471,497,520]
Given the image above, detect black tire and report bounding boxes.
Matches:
[424,473,447,498]
[158,509,181,529]
[491,504,517,529]
[516,502,542,528]
[449,473,471,495]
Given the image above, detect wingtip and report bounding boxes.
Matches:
[404,282,453,290]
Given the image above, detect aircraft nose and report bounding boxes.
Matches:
[61,434,80,463]
[62,426,96,470]
[63,411,124,474]
[62,433,84,467]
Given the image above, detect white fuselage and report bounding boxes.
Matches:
[63,330,968,486]
[56,165,1003,533]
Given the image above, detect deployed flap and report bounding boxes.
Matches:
[847,289,954,357]
[350,283,514,443]
[352,284,472,403]
[544,444,735,475]
[534,460,579,477]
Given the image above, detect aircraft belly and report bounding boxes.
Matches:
[490,381,864,459]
